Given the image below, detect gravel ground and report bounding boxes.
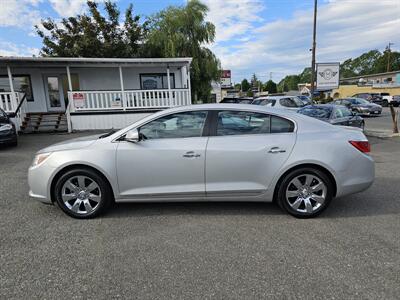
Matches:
[0,133,399,299]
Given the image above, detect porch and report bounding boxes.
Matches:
[0,57,192,132]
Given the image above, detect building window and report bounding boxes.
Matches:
[0,75,34,102]
[140,73,175,90]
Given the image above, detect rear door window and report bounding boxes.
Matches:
[271,116,295,133]
[217,111,270,136]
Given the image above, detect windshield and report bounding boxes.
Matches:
[298,107,332,119]
[352,98,369,105]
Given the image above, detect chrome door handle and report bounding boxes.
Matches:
[183,151,201,158]
[268,147,286,154]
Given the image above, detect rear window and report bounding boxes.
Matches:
[279,97,304,108]
[221,98,237,103]
[260,99,276,107]
[298,107,332,119]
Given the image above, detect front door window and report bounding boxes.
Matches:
[47,77,61,108]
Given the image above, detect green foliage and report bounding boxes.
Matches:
[263,80,277,94]
[241,79,251,92]
[277,75,300,92]
[144,0,220,102]
[340,49,400,78]
[35,1,147,57]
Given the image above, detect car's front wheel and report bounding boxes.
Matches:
[277,168,333,218]
[54,168,112,219]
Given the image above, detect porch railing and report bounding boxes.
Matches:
[0,92,28,131]
[0,92,19,112]
[68,89,191,112]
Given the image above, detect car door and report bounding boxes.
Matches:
[116,110,209,198]
[339,107,357,127]
[332,107,348,126]
[205,110,296,196]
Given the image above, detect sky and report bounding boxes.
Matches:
[0,0,399,83]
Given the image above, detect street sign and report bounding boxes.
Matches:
[316,63,340,90]
[221,70,232,87]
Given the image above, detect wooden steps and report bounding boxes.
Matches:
[20,112,68,133]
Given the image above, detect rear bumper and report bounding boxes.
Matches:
[335,153,375,197]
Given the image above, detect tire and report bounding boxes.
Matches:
[360,121,365,130]
[54,168,112,219]
[382,100,388,107]
[277,168,334,218]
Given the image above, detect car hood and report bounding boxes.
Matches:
[38,134,101,153]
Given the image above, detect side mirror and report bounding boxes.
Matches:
[124,129,140,143]
[7,112,16,118]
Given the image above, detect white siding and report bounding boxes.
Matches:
[0,64,187,114]
[71,112,153,130]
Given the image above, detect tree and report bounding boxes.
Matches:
[264,80,277,94]
[35,1,147,57]
[144,0,220,102]
[240,79,251,92]
[339,49,400,78]
[277,75,300,92]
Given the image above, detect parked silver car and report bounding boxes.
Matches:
[252,96,305,110]
[28,104,374,219]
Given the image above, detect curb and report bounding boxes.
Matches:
[365,130,400,138]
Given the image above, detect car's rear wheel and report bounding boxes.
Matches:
[54,168,112,219]
[277,168,333,218]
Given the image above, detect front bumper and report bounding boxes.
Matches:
[0,130,17,144]
[28,163,56,204]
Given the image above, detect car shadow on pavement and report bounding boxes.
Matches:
[104,201,284,219]
[103,176,400,220]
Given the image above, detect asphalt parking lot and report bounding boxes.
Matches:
[364,107,398,134]
[1,133,399,299]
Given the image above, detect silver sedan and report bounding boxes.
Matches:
[28,104,374,218]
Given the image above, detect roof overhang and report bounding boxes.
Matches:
[0,56,192,68]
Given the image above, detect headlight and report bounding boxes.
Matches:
[0,124,13,131]
[31,153,52,167]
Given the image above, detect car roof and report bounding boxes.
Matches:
[107,103,337,140]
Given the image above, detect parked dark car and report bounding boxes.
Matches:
[0,108,17,147]
[352,93,388,107]
[220,97,253,104]
[297,104,364,129]
[391,95,400,107]
[332,98,382,116]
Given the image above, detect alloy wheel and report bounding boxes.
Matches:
[61,175,101,215]
[285,174,327,213]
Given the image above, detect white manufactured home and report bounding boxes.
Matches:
[0,57,192,132]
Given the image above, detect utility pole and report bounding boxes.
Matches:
[387,42,394,72]
[310,0,318,103]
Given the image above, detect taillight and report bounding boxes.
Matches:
[349,141,370,153]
